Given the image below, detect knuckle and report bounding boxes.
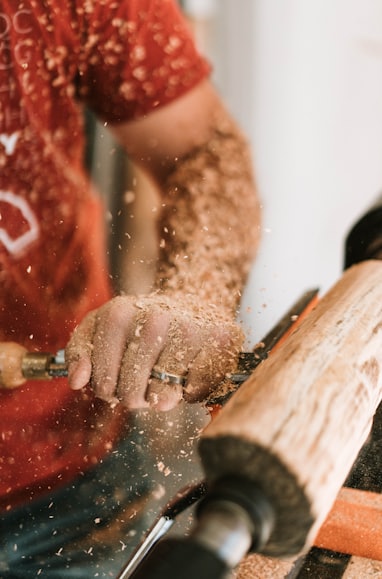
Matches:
[142,310,171,342]
[98,297,134,328]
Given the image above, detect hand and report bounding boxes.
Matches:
[65,293,243,411]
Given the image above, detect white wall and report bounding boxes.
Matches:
[210,0,382,346]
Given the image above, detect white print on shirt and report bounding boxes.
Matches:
[0,10,32,131]
[0,131,19,155]
[0,10,32,71]
[0,191,39,256]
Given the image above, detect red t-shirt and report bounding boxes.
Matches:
[0,0,210,510]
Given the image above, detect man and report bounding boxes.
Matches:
[0,0,260,576]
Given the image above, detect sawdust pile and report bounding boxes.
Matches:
[233,553,295,579]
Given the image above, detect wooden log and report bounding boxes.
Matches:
[199,260,382,558]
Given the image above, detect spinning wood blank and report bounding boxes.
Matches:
[199,260,382,557]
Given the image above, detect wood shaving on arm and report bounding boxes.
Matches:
[154,110,261,317]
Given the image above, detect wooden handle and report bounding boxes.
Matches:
[199,260,382,557]
[0,341,27,389]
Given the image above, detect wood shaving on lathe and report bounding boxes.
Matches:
[233,553,295,579]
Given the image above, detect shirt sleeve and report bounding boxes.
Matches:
[76,0,212,123]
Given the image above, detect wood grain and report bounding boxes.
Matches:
[199,260,382,556]
[0,341,27,388]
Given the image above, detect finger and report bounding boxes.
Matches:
[146,317,198,411]
[146,380,184,412]
[66,311,96,390]
[183,331,242,403]
[90,297,137,403]
[117,308,171,409]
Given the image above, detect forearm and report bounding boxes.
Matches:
[154,112,261,315]
[67,86,261,410]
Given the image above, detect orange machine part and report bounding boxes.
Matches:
[314,487,382,561]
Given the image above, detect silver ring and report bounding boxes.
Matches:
[150,366,187,386]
